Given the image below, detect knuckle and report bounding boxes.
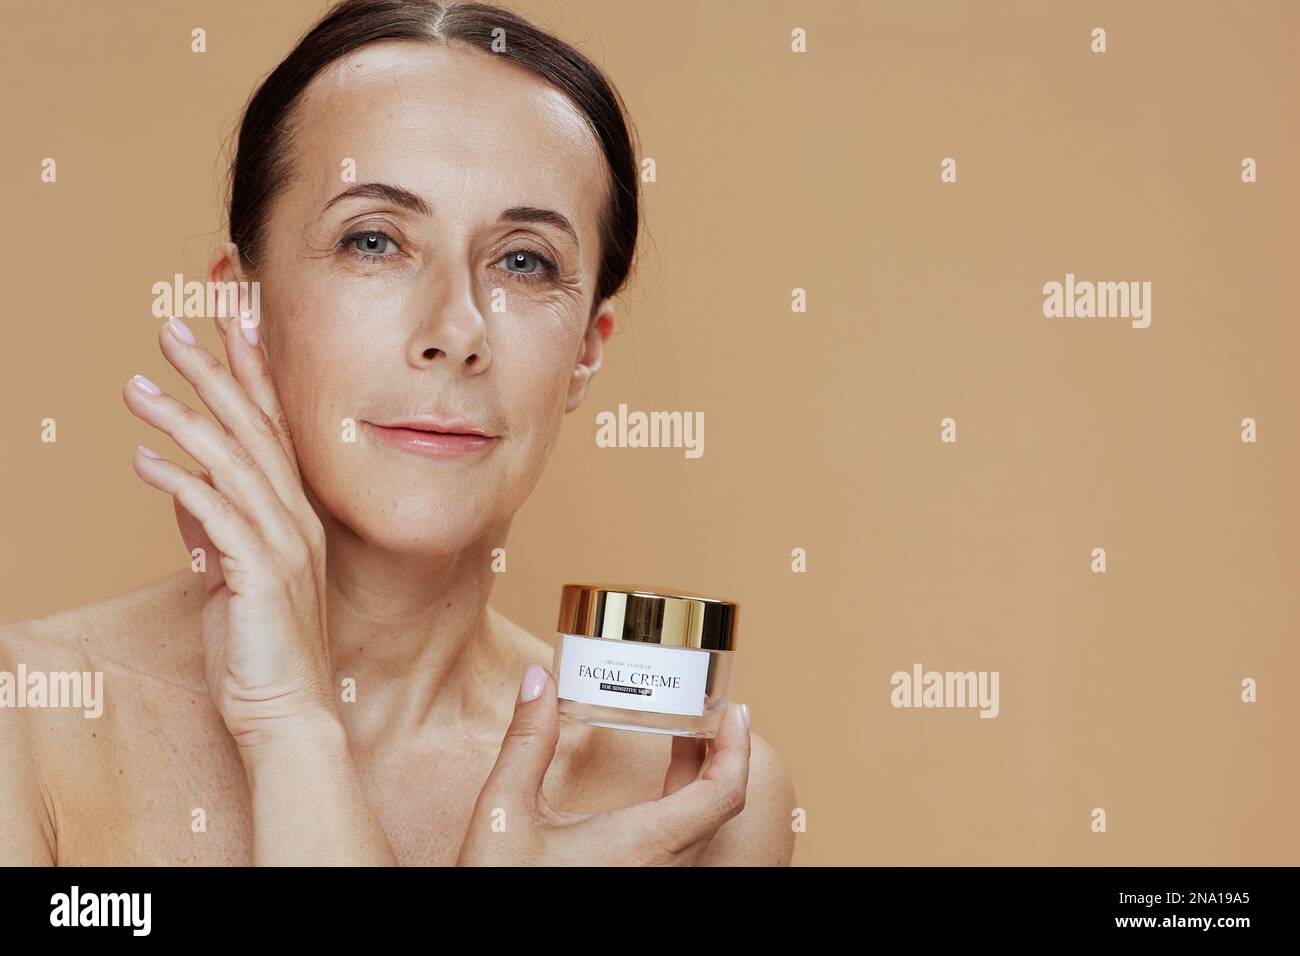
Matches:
[227,437,259,472]
[716,782,747,819]
[280,539,313,573]
[273,409,294,444]
[195,347,224,375]
[499,720,556,760]
[174,403,202,431]
[250,408,279,443]
[302,517,327,553]
[501,721,543,747]
[633,822,679,865]
[208,490,238,521]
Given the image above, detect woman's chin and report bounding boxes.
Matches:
[355,509,501,557]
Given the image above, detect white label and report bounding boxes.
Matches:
[556,632,710,717]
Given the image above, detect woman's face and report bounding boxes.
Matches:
[234,40,613,553]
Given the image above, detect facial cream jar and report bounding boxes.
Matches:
[552,583,738,738]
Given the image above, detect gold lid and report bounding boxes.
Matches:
[557,584,738,651]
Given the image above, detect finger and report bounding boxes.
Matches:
[131,446,267,588]
[618,703,751,856]
[663,735,707,797]
[168,463,225,597]
[475,664,561,822]
[123,373,303,559]
[221,309,302,480]
[159,316,305,512]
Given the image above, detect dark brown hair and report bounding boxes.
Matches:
[227,0,640,320]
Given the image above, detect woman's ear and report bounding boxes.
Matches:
[207,240,248,338]
[565,299,615,413]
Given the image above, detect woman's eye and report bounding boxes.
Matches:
[497,249,558,282]
[343,230,400,259]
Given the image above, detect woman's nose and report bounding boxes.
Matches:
[405,274,492,372]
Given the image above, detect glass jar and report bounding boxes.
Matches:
[552,583,739,738]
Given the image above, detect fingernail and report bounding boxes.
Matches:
[137,445,161,459]
[519,664,547,702]
[241,322,259,346]
[130,373,162,396]
[739,703,751,731]
[166,315,197,345]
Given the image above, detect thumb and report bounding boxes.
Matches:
[480,664,561,819]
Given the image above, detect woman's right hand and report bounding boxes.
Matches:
[457,665,751,866]
[122,312,338,752]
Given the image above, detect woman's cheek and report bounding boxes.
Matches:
[505,376,571,505]
[265,331,345,485]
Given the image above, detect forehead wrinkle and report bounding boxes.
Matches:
[281,41,609,264]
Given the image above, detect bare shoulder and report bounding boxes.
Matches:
[0,622,57,863]
[0,567,210,767]
[0,611,105,750]
[2,566,203,738]
[0,570,209,862]
[4,568,206,684]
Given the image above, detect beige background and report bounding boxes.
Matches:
[1,0,1296,865]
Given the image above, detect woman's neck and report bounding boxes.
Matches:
[316,511,522,754]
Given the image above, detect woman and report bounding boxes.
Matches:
[0,0,795,865]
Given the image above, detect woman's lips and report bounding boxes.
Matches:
[363,421,497,458]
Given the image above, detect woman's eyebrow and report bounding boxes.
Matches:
[322,182,433,217]
[498,206,579,249]
[320,185,579,248]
